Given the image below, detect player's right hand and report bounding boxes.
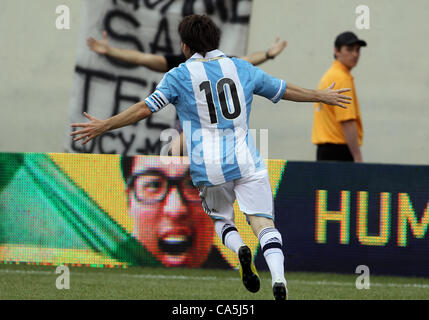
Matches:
[70,112,108,145]
[87,31,109,55]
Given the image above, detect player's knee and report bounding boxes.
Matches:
[246,214,274,236]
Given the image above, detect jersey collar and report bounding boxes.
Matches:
[188,49,226,62]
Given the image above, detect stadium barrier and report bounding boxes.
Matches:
[0,152,428,276]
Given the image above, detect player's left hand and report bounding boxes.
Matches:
[320,82,352,109]
[268,37,287,58]
[70,112,107,145]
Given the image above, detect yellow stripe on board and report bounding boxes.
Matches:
[0,244,126,267]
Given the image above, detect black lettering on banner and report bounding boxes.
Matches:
[98,133,117,154]
[71,0,251,155]
[112,0,141,10]
[111,0,248,23]
[215,0,228,22]
[158,0,176,14]
[204,0,215,15]
[231,0,250,23]
[103,10,143,69]
[75,66,117,114]
[143,0,164,9]
[112,0,176,14]
[113,76,148,121]
[136,138,162,154]
[150,16,173,54]
[70,130,158,155]
[182,0,228,22]
[182,0,195,16]
[118,132,136,155]
[72,66,172,155]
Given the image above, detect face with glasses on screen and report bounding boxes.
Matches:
[121,156,214,267]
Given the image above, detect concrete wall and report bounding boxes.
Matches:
[248,0,429,164]
[0,0,82,153]
[1,0,428,164]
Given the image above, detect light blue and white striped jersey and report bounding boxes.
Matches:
[145,49,287,186]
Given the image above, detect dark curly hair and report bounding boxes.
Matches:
[178,14,221,56]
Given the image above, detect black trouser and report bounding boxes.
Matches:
[316,143,354,162]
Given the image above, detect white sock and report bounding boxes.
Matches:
[258,227,286,286]
[214,219,244,254]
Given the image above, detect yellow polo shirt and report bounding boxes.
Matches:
[311,60,363,145]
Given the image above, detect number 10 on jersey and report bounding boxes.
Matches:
[199,78,242,124]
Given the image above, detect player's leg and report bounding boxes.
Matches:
[199,182,244,253]
[234,169,288,300]
[199,183,260,293]
[212,218,244,255]
[246,215,287,300]
[212,217,260,293]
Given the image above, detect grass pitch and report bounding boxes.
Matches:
[0,263,428,300]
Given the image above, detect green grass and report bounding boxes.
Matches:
[0,263,428,300]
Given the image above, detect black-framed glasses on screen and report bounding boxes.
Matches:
[126,169,201,205]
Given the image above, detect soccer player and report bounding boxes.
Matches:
[71,15,351,300]
[87,30,287,155]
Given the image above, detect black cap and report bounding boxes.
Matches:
[335,31,367,48]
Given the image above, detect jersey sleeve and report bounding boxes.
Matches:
[144,72,178,112]
[333,78,358,122]
[249,64,287,103]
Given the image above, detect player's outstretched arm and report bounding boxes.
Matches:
[87,31,169,72]
[70,101,152,145]
[242,37,287,66]
[283,82,351,108]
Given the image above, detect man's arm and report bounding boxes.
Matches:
[283,82,352,108]
[241,37,287,66]
[70,101,152,145]
[87,31,169,72]
[341,120,363,162]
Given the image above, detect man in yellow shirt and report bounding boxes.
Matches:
[312,32,366,162]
